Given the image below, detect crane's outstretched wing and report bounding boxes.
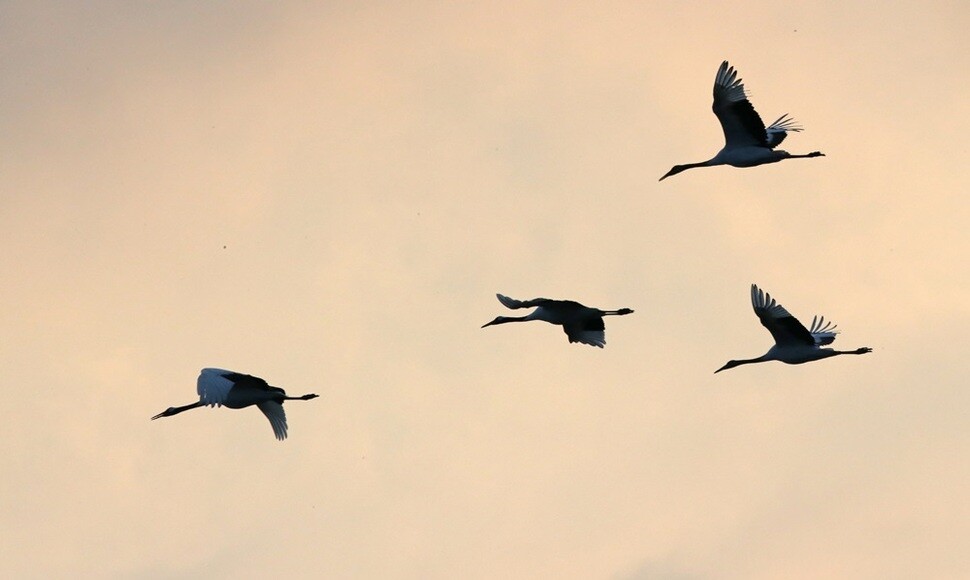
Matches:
[750,284,815,346]
[713,61,768,149]
[808,315,839,346]
[764,114,803,148]
[496,294,550,310]
[563,317,606,348]
[257,401,288,441]
[197,368,237,406]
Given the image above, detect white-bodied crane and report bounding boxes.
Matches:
[715,285,872,373]
[660,61,824,180]
[151,368,318,440]
[482,293,633,348]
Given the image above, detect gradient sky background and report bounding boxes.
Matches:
[2,1,968,578]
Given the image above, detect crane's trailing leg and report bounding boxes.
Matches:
[286,393,319,401]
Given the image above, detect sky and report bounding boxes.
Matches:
[1,1,968,578]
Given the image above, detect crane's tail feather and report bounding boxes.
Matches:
[809,314,839,345]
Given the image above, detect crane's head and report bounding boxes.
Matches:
[151,407,178,420]
[659,164,690,181]
[714,360,743,374]
[481,316,512,328]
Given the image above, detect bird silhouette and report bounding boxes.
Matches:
[151,368,318,440]
[660,61,824,180]
[716,285,872,373]
[482,293,633,348]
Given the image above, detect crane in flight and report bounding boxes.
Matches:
[151,368,318,440]
[482,293,633,348]
[660,61,824,180]
[715,284,872,373]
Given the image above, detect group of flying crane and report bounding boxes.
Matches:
[152,60,873,440]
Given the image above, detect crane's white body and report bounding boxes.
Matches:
[660,61,823,180]
[151,368,318,440]
[715,285,872,373]
[482,293,633,348]
[197,368,289,438]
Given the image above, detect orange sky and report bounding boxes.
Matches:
[1,2,967,578]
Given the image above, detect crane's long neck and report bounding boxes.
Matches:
[151,401,205,420]
[659,160,713,181]
[482,315,533,328]
[714,354,772,373]
[165,402,205,415]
